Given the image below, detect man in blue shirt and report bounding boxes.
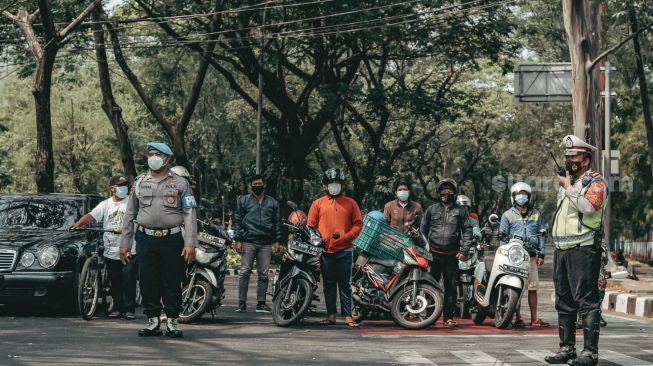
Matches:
[500,182,549,328]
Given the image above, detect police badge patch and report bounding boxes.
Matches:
[565,136,574,148]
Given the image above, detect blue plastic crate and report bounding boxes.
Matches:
[353,216,412,260]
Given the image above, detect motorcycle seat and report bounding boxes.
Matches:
[369,257,397,268]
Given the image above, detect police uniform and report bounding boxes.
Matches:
[120,142,197,337]
[546,135,608,366]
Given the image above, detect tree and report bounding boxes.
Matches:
[1,0,101,192]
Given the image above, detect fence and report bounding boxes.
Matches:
[614,240,653,262]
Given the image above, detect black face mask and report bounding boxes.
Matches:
[440,194,455,204]
[252,186,265,195]
[565,161,582,175]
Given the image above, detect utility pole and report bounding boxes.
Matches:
[604,61,612,248]
[255,2,269,174]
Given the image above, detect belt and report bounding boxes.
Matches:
[137,225,182,237]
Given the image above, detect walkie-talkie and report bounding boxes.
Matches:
[549,152,566,177]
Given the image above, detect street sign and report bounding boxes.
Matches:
[513,63,572,102]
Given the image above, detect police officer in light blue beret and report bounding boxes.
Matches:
[120,142,197,338]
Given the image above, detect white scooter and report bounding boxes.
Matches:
[470,214,539,329]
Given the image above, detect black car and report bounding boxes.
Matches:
[0,193,103,307]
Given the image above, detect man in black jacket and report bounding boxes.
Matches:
[420,178,473,326]
[234,174,282,313]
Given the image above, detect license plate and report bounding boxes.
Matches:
[289,241,321,256]
[499,264,529,277]
[198,232,226,247]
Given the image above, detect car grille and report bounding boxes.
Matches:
[0,249,17,271]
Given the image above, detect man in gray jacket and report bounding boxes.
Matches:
[233,174,282,313]
[420,178,473,327]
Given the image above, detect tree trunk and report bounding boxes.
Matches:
[32,51,57,193]
[91,8,136,180]
[629,8,653,181]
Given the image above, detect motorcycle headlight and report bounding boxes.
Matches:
[403,249,417,266]
[508,246,525,266]
[310,234,323,247]
[195,247,211,263]
[459,260,471,270]
[38,245,60,269]
[20,252,35,267]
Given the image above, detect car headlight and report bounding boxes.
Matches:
[20,252,36,267]
[508,246,525,266]
[38,245,60,269]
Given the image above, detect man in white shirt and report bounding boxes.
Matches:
[68,175,137,320]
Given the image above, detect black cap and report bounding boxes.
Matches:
[109,175,129,186]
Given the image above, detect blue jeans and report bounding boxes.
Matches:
[320,250,353,317]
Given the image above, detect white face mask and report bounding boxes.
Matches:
[396,190,410,202]
[515,194,529,206]
[148,155,165,171]
[327,183,342,196]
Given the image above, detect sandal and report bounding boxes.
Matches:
[530,319,550,327]
[513,319,526,328]
[345,321,360,328]
[445,319,457,327]
[320,319,336,325]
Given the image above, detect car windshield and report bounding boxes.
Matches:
[0,197,82,230]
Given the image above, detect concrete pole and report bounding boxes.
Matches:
[604,61,611,248]
[256,3,269,175]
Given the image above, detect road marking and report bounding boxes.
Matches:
[601,350,653,366]
[516,350,553,364]
[451,350,510,366]
[643,350,653,354]
[386,350,436,365]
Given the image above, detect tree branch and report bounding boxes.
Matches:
[59,0,101,40]
[587,22,653,72]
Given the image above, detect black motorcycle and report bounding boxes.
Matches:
[179,219,232,323]
[271,214,324,327]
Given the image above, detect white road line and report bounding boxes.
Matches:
[451,350,510,366]
[516,350,553,364]
[386,350,436,365]
[601,350,653,366]
[643,350,653,354]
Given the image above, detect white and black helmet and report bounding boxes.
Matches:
[510,182,532,205]
[456,194,471,207]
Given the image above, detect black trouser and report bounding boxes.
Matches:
[320,250,353,317]
[430,253,459,320]
[137,231,185,318]
[105,256,138,314]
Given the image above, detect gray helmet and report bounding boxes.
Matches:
[170,165,191,179]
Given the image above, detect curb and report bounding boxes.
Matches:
[226,268,280,276]
[602,291,653,319]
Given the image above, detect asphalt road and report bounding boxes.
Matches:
[1,255,653,366]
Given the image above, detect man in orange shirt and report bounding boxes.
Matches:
[307,168,363,327]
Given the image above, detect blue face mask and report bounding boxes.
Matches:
[515,194,529,206]
[115,186,129,199]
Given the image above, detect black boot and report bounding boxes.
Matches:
[568,310,600,366]
[545,313,577,364]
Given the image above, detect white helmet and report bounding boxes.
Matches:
[170,165,191,179]
[456,194,471,207]
[510,182,532,205]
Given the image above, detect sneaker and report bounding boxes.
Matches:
[235,302,247,313]
[165,318,183,338]
[138,317,163,337]
[256,303,272,313]
[108,310,122,319]
[124,312,136,320]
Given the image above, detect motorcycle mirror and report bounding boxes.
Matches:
[286,200,299,211]
[488,214,499,225]
[539,229,547,237]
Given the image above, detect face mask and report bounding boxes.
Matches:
[148,155,165,171]
[251,186,265,195]
[515,194,529,206]
[440,194,454,204]
[327,183,342,196]
[565,160,581,175]
[115,186,129,199]
[396,190,410,202]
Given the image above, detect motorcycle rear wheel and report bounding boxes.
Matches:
[179,280,213,323]
[391,283,443,330]
[272,278,313,327]
[494,286,519,329]
[471,305,487,325]
[351,304,369,323]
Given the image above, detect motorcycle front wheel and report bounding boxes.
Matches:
[391,283,443,330]
[457,283,471,319]
[272,278,313,327]
[179,280,212,323]
[494,286,519,329]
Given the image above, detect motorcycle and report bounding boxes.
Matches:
[352,221,444,330]
[456,239,485,319]
[271,203,324,327]
[470,214,540,329]
[179,219,232,323]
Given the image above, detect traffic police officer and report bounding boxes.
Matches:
[120,142,197,338]
[546,135,608,366]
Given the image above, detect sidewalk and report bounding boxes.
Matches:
[603,259,653,319]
